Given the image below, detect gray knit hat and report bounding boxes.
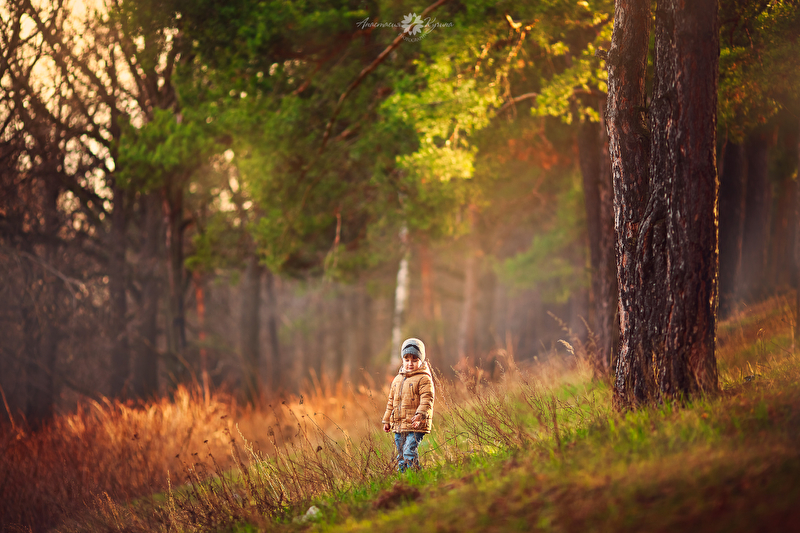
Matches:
[400,338,426,362]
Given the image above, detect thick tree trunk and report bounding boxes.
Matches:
[391,225,411,358]
[133,193,161,399]
[655,0,720,397]
[265,270,282,391]
[718,141,746,316]
[740,130,774,301]
[577,100,617,376]
[607,0,719,407]
[605,0,653,408]
[109,182,130,397]
[241,255,263,403]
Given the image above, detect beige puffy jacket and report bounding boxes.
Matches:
[381,361,435,433]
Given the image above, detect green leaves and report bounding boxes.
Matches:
[500,172,588,303]
[117,108,218,191]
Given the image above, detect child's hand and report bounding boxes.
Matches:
[410,413,424,429]
[383,423,391,432]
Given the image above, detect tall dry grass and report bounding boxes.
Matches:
[56,345,604,532]
[0,378,386,532]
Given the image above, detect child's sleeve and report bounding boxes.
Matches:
[415,375,434,418]
[381,380,395,425]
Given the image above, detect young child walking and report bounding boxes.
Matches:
[382,338,435,472]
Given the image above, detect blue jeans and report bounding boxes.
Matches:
[394,432,425,472]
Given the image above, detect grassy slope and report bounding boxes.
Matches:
[61,296,800,532]
[306,298,800,533]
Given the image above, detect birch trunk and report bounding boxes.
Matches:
[391,225,411,359]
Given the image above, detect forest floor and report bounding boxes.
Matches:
[3,295,799,533]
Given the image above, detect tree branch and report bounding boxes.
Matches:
[317,0,451,155]
[496,92,539,115]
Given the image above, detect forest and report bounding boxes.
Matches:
[1,0,800,531]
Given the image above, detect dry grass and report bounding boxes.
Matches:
[0,378,386,532]
[3,293,797,532]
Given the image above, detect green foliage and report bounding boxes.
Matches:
[499,171,588,302]
[117,108,218,191]
[718,0,800,141]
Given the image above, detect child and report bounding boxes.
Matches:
[382,337,435,472]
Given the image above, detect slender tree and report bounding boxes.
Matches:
[718,140,746,316]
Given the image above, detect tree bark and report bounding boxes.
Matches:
[193,271,209,400]
[312,292,325,384]
[606,0,720,408]
[655,0,720,398]
[133,193,162,399]
[605,0,653,408]
[24,173,61,425]
[795,118,800,348]
[391,225,411,359]
[457,207,478,361]
[577,100,617,376]
[332,287,346,383]
[265,269,282,391]
[109,182,130,397]
[165,183,187,374]
[767,174,796,290]
[718,141,746,316]
[740,130,774,301]
[241,255,263,403]
[358,282,373,385]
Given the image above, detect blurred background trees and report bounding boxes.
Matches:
[1,0,798,425]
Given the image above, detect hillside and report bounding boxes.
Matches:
[34,295,794,533]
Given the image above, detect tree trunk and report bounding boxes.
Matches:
[23,293,56,426]
[577,100,617,376]
[165,184,187,376]
[655,0,720,397]
[265,270,282,391]
[606,0,719,407]
[332,287,346,383]
[457,207,478,361]
[477,268,497,358]
[24,175,61,425]
[133,193,162,399]
[718,141,746,316]
[605,0,653,409]
[109,182,130,397]
[193,271,209,400]
[391,225,411,359]
[312,292,325,384]
[358,282,373,385]
[795,118,800,348]
[241,255,263,403]
[740,130,774,301]
[768,174,796,290]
